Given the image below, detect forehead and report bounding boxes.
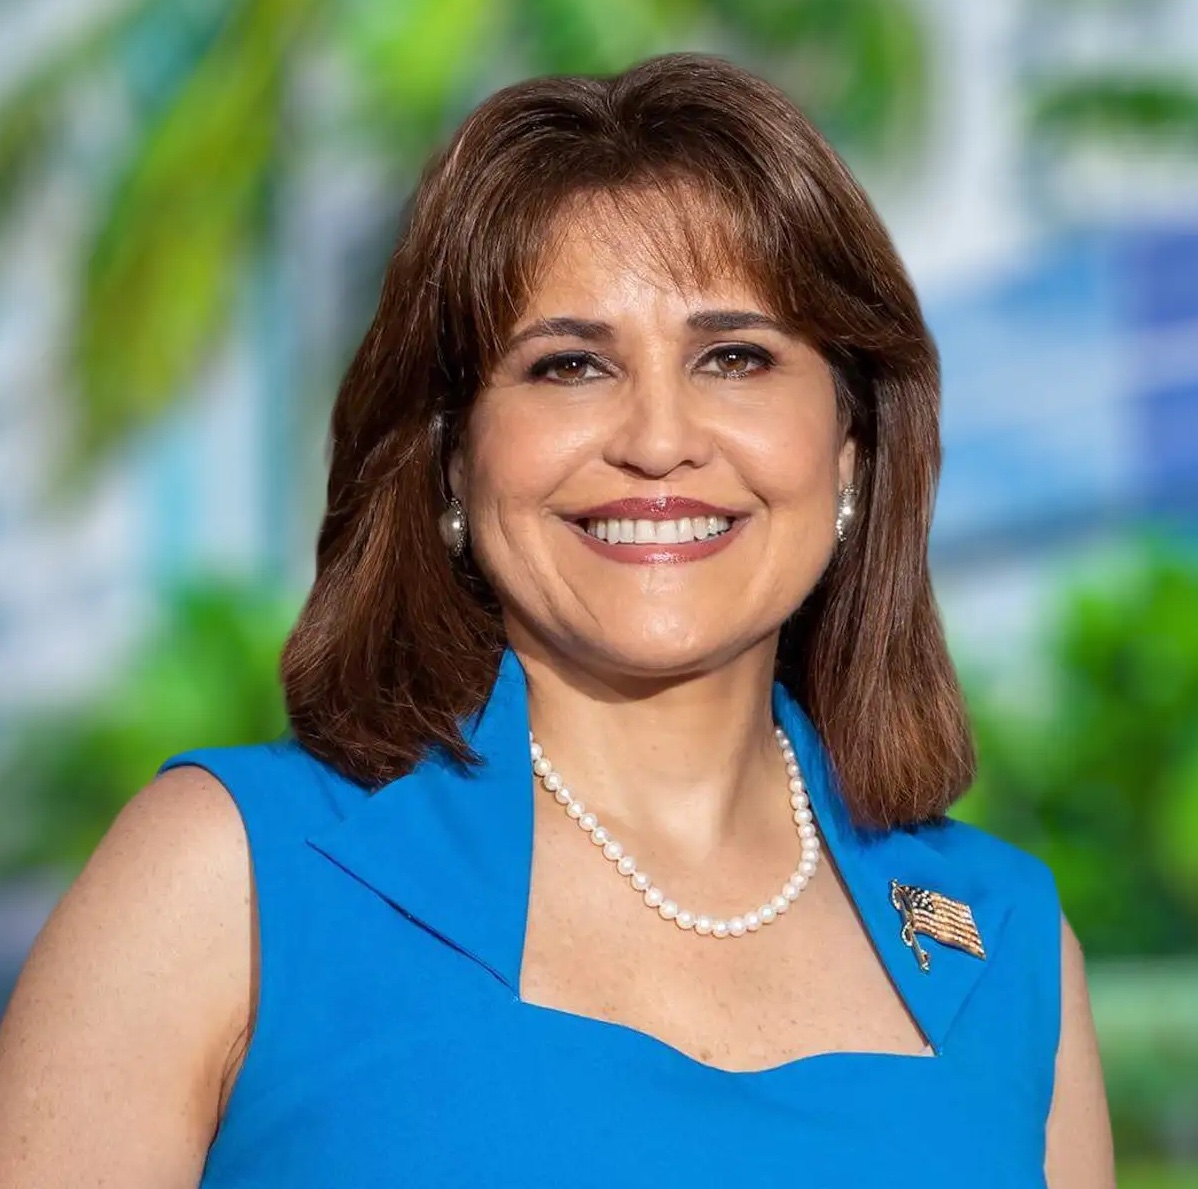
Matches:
[521,187,772,317]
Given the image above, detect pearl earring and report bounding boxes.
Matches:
[835,484,858,544]
[438,497,468,558]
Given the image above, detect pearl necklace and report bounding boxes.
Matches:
[528,725,821,938]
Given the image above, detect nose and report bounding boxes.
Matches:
[602,365,714,479]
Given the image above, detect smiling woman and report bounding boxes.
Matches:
[0,53,1114,1188]
[286,67,949,829]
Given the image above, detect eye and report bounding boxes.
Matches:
[527,351,608,384]
[698,344,775,378]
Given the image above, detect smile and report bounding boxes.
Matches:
[581,515,735,545]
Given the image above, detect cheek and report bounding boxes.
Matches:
[731,402,843,507]
[459,400,589,554]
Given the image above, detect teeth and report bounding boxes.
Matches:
[583,515,733,544]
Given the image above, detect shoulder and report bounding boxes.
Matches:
[158,735,374,835]
[910,813,1060,907]
[0,764,258,1178]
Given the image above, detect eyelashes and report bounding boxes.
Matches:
[525,344,777,386]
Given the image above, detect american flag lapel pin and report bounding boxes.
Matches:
[889,879,986,973]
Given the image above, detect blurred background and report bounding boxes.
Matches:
[1,0,1196,1180]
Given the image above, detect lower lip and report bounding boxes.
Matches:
[570,519,745,564]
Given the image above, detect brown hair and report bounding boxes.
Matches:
[281,53,975,829]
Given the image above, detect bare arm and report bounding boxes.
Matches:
[1044,913,1117,1188]
[0,766,254,1187]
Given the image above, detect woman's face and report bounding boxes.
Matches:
[450,199,856,680]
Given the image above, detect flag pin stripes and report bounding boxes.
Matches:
[889,879,986,973]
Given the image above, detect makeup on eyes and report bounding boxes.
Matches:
[524,343,778,385]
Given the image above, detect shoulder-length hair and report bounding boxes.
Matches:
[281,52,975,830]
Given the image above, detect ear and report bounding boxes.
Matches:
[837,435,857,490]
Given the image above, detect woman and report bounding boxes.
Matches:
[0,54,1114,1186]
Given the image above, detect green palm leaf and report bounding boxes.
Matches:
[516,0,701,76]
[335,0,503,149]
[1030,75,1198,144]
[703,0,928,159]
[0,1,156,217]
[69,0,317,475]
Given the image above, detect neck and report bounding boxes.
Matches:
[513,633,785,855]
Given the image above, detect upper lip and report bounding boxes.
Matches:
[570,497,743,521]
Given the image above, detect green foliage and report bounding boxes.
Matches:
[706,0,929,159]
[334,0,502,149]
[0,0,931,488]
[1089,960,1198,1162]
[72,0,318,475]
[1029,75,1198,145]
[959,542,1198,958]
[1117,1164,1198,1189]
[0,1,156,216]
[514,0,699,76]
[0,579,295,879]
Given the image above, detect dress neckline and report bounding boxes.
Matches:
[304,646,1011,1060]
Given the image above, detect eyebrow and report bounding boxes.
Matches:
[503,308,788,352]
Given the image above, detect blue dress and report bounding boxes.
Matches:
[160,647,1062,1187]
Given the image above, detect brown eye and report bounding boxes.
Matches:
[701,345,774,377]
[716,350,752,374]
[548,358,589,381]
[528,352,605,384]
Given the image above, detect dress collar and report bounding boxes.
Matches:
[305,646,1010,1055]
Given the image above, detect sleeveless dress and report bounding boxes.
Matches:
[159,647,1062,1187]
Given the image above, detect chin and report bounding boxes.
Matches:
[571,616,752,682]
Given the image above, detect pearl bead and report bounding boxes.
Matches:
[529,724,819,942]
